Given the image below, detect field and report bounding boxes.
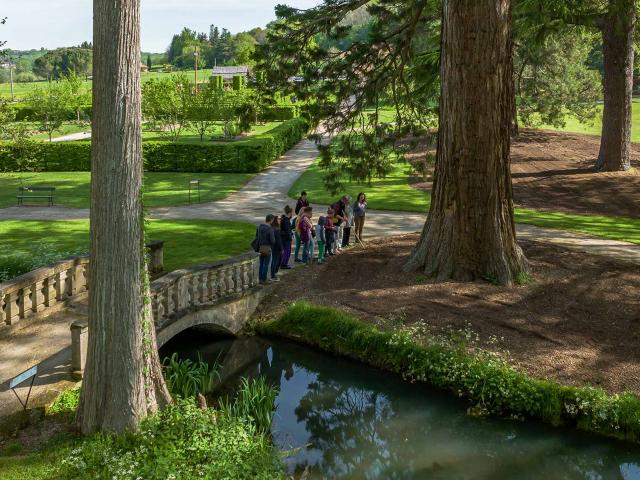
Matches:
[0,69,217,99]
[0,219,255,273]
[0,172,254,209]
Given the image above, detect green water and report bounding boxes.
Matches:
[161,332,640,479]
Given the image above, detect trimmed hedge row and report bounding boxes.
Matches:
[257,302,640,444]
[8,103,92,121]
[0,118,309,173]
[263,105,300,121]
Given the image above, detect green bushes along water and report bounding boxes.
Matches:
[257,302,640,444]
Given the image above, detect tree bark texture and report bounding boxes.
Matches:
[404,0,527,286]
[596,0,635,171]
[77,0,171,435]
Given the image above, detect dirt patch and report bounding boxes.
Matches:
[258,234,640,396]
[410,129,640,218]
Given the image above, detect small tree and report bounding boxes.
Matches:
[61,72,91,123]
[25,81,72,142]
[142,75,192,142]
[188,82,223,142]
[146,54,152,71]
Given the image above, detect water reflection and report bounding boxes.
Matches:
[161,332,640,480]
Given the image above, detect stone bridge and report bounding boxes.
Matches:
[0,248,263,376]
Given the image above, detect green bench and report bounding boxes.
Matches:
[16,187,56,207]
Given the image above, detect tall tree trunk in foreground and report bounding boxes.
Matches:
[596,0,635,172]
[77,0,171,435]
[404,0,528,286]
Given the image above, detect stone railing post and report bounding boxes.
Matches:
[146,240,164,277]
[70,320,88,378]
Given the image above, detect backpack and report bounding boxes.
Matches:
[250,227,260,253]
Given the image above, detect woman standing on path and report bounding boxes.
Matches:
[280,205,294,269]
[352,192,367,241]
[256,214,276,284]
[270,215,283,282]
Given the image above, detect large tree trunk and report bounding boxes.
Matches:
[404,0,527,286]
[77,0,171,435]
[596,0,635,172]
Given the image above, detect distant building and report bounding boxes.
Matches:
[140,63,150,72]
[211,66,250,82]
[0,62,16,70]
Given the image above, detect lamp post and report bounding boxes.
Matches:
[193,47,199,95]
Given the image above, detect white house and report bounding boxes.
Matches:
[211,66,250,82]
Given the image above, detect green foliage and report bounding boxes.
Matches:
[0,118,308,173]
[514,27,601,129]
[46,387,81,416]
[263,105,299,121]
[233,75,246,91]
[0,243,87,282]
[219,377,279,434]
[25,82,73,142]
[32,47,92,79]
[142,74,193,142]
[257,302,640,443]
[59,400,284,479]
[163,353,219,399]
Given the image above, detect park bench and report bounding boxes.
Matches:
[16,186,56,207]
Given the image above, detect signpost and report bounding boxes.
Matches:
[189,179,201,204]
[9,365,38,410]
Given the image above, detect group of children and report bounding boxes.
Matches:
[253,191,368,284]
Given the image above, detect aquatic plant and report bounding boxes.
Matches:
[162,353,218,399]
[219,377,279,434]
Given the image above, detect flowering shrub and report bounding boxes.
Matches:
[257,302,640,444]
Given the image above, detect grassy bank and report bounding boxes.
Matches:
[0,219,254,280]
[257,302,640,444]
[0,172,254,209]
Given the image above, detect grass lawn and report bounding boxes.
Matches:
[0,219,255,273]
[141,121,282,143]
[0,172,254,209]
[292,159,640,245]
[537,99,640,142]
[289,159,430,212]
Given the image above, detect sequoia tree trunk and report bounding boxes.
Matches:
[77,0,171,435]
[404,0,527,286]
[596,0,635,171]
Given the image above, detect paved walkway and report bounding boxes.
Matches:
[1,138,639,263]
[51,131,92,142]
[2,138,640,422]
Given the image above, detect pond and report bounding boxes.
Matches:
[161,331,640,480]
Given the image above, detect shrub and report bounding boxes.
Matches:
[256,302,640,444]
[0,118,309,174]
[0,244,88,282]
[262,105,300,121]
[219,377,279,434]
[162,353,218,399]
[60,400,284,479]
[47,387,81,417]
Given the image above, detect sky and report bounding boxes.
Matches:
[2,0,321,53]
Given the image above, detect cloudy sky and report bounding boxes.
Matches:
[2,0,321,52]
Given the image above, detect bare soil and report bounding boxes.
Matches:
[410,129,640,218]
[259,234,640,395]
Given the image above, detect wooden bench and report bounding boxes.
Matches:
[16,187,55,207]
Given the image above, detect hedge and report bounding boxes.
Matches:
[256,302,640,444]
[262,105,300,121]
[8,103,92,121]
[0,118,309,173]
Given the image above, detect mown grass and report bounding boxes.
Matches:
[257,302,640,444]
[292,159,640,244]
[289,159,430,212]
[0,172,254,209]
[538,99,640,143]
[0,219,255,273]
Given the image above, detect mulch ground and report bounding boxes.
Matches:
[410,129,640,218]
[258,234,640,396]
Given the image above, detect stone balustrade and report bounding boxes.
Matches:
[150,253,259,330]
[0,256,90,329]
[0,241,165,333]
